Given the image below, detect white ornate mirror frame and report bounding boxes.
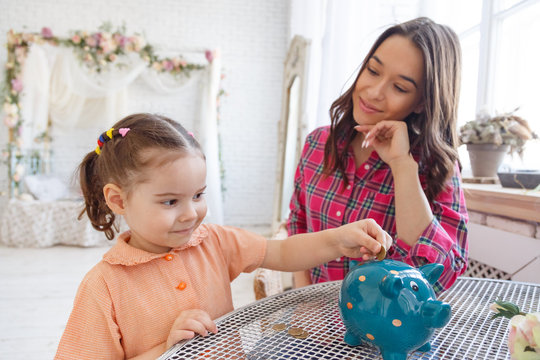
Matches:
[271,35,311,234]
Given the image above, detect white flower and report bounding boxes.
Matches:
[508,312,540,359]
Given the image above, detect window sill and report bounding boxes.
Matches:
[462,183,540,223]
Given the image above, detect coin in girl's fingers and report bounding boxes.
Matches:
[376,244,386,261]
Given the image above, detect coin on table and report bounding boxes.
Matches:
[288,327,303,336]
[376,244,386,261]
[271,323,287,331]
[293,330,309,339]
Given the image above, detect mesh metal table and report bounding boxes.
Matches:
[158,277,540,359]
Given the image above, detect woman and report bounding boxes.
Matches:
[288,17,468,293]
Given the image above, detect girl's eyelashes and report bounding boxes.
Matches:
[193,192,206,201]
[162,199,177,206]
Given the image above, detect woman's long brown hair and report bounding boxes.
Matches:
[324,17,462,202]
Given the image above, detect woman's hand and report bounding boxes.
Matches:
[335,218,393,261]
[355,121,411,168]
[167,309,218,348]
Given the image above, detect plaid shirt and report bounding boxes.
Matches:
[287,126,468,293]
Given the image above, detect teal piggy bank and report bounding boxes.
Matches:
[339,259,451,360]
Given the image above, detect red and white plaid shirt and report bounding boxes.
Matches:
[287,126,469,293]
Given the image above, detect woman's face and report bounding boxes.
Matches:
[352,35,425,126]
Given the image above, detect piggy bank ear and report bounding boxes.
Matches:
[419,263,444,285]
[379,274,403,298]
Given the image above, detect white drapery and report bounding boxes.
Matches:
[19,43,224,224]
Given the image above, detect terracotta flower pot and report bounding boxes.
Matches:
[466,143,509,178]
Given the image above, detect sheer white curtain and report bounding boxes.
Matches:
[19,43,224,224]
[289,0,421,131]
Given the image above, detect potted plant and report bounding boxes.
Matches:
[459,109,537,178]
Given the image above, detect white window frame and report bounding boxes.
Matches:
[474,0,539,116]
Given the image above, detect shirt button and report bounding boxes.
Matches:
[364,164,370,170]
[176,281,187,290]
[346,184,351,190]
[164,254,174,261]
[336,211,342,216]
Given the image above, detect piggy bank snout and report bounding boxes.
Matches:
[421,300,451,328]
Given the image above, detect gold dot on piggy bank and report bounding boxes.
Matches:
[347,302,353,309]
[358,275,366,282]
[392,319,402,327]
[366,333,375,340]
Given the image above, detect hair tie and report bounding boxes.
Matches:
[119,128,130,137]
[188,131,194,138]
[94,127,124,155]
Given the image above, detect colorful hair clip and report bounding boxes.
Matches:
[95,127,118,155]
[119,128,130,137]
[188,131,194,138]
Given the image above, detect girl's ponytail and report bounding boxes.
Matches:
[78,151,116,240]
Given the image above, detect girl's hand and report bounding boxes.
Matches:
[167,309,218,348]
[355,121,411,167]
[335,219,393,261]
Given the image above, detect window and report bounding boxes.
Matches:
[425,0,540,171]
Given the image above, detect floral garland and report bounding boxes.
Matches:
[2,24,218,196]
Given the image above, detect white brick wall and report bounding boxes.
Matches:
[0,0,289,229]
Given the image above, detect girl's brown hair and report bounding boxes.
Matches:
[78,113,203,240]
[325,17,462,202]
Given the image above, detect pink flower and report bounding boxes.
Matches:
[508,313,540,359]
[163,60,174,71]
[3,115,18,128]
[41,27,53,39]
[114,34,127,48]
[205,50,214,63]
[86,36,97,48]
[15,46,27,64]
[71,34,81,44]
[11,78,23,93]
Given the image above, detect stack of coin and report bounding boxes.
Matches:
[271,323,286,331]
[271,323,310,339]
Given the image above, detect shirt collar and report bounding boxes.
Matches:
[103,226,208,266]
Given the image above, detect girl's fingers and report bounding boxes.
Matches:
[192,311,218,335]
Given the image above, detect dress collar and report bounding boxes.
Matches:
[103,225,208,266]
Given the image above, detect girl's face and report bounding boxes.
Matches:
[352,35,425,126]
[121,150,208,253]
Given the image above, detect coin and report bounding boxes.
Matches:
[376,244,386,261]
[288,327,303,336]
[271,323,286,331]
[293,330,309,339]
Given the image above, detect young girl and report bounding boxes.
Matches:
[289,17,469,294]
[55,113,392,359]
